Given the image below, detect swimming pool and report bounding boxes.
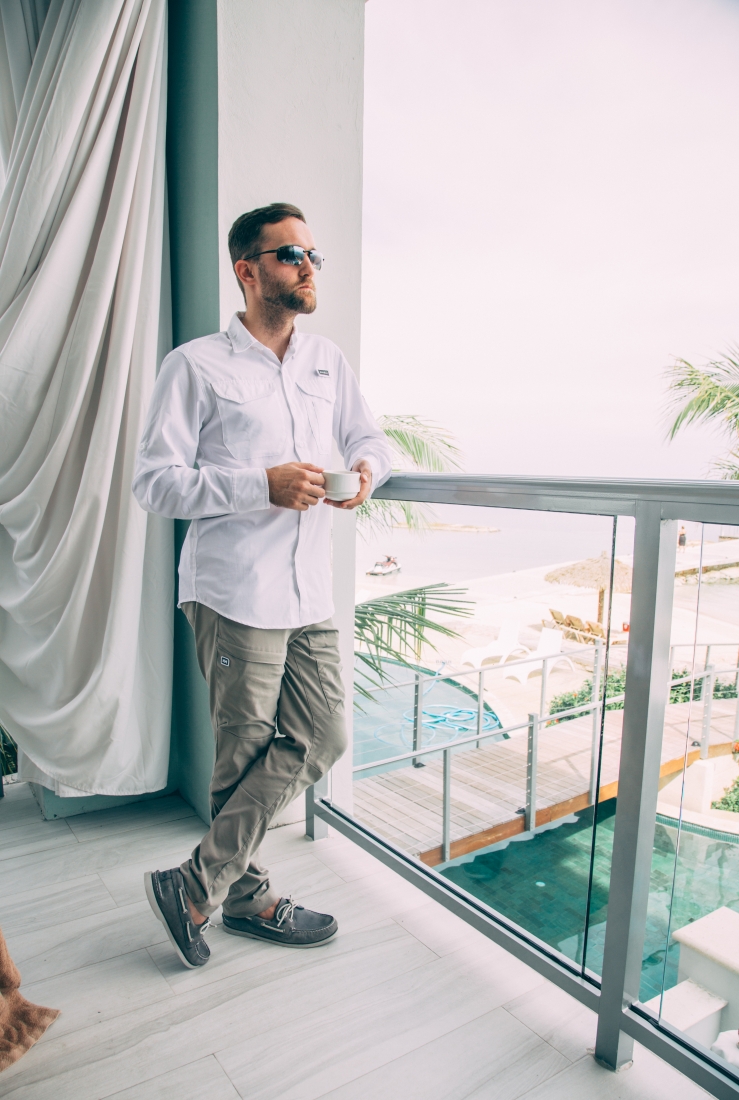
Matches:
[353,658,503,773]
[441,799,739,1002]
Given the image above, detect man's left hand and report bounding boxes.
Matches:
[323,460,372,510]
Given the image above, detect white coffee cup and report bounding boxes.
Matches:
[323,469,361,501]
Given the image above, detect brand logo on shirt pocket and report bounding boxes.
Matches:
[220,655,230,667]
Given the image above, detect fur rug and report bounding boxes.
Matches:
[0,927,59,1071]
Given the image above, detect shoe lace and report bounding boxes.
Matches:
[274,897,298,926]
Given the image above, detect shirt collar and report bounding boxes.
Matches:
[227,313,256,353]
[226,312,301,363]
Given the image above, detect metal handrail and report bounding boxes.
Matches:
[355,643,594,697]
[353,662,739,775]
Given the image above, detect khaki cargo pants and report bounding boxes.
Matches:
[179,602,347,918]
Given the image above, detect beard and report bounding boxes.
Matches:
[259,264,317,325]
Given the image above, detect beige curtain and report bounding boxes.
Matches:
[0,0,172,796]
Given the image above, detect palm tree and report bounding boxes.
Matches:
[666,351,739,478]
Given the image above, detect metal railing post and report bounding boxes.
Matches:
[525,712,539,833]
[476,669,485,749]
[413,673,425,767]
[442,747,452,862]
[595,505,677,1072]
[701,665,714,761]
[590,640,603,805]
[305,773,329,840]
[540,657,549,720]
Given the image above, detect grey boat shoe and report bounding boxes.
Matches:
[145,868,211,969]
[222,897,338,948]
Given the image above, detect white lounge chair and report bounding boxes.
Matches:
[504,628,575,684]
[461,621,530,668]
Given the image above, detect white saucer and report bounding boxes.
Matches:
[325,491,357,501]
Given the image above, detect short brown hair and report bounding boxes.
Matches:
[228,202,306,266]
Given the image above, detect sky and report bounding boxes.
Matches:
[360,0,739,481]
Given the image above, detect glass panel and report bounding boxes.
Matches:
[632,522,739,1076]
[351,501,633,975]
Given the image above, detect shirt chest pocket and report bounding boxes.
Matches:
[212,377,289,461]
[296,378,334,454]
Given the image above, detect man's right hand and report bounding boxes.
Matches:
[266,463,325,510]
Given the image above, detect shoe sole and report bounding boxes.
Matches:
[221,922,338,948]
[144,872,199,970]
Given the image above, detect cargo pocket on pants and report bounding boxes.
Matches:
[308,630,344,715]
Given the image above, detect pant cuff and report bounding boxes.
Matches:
[179,862,221,919]
[222,887,281,919]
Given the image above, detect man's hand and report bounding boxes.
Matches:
[267,463,325,510]
[324,460,372,511]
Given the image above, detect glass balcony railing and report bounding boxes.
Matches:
[307,475,739,1100]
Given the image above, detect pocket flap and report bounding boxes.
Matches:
[296,377,333,402]
[211,376,276,404]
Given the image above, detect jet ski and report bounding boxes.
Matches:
[367,555,401,576]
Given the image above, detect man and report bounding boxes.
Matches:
[133,203,392,968]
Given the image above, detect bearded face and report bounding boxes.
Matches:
[258,260,317,318]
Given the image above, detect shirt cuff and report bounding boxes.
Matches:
[232,467,270,513]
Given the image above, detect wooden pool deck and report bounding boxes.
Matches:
[353,701,738,866]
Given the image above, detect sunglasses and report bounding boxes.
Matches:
[243,244,324,270]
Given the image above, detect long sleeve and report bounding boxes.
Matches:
[132,351,269,520]
[333,355,393,490]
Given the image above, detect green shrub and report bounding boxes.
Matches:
[0,727,17,777]
[712,776,739,813]
[548,668,736,724]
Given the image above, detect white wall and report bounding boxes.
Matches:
[216,0,366,814]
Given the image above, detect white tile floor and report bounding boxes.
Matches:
[0,781,712,1100]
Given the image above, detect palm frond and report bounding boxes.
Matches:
[714,449,739,481]
[355,497,434,536]
[357,415,462,535]
[377,415,463,473]
[354,583,473,701]
[666,352,739,441]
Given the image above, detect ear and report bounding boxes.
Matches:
[234,258,259,287]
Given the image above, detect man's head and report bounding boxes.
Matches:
[229,203,319,325]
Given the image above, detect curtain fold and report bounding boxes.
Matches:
[0,0,172,796]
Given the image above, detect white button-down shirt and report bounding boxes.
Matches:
[133,314,392,628]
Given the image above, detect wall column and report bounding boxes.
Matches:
[169,0,365,822]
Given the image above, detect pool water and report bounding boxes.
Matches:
[354,659,502,771]
[442,799,739,1002]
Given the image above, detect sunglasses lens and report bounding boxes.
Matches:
[276,245,304,265]
[274,245,323,270]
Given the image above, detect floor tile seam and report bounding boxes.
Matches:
[0,814,71,837]
[210,958,505,1094]
[388,914,444,960]
[1,897,123,944]
[103,1054,232,1100]
[0,825,208,875]
[68,810,200,844]
[0,870,102,909]
[308,846,380,883]
[450,1011,582,1100]
[16,934,169,990]
[19,942,173,996]
[151,924,435,1007]
[498,1003,594,1067]
[0,837,82,864]
[212,1050,246,1098]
